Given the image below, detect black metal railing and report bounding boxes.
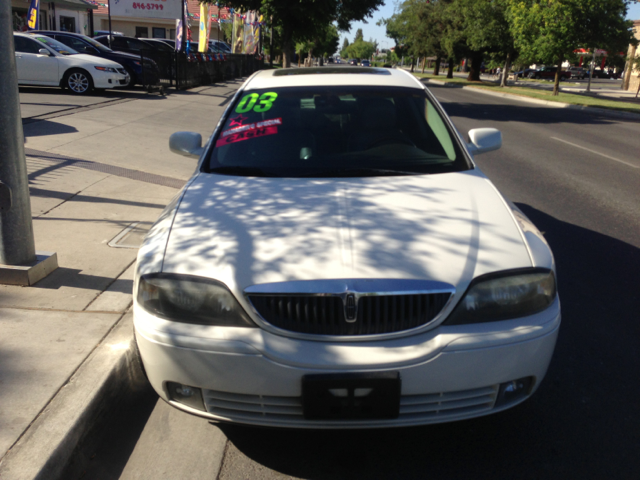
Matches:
[137,49,262,91]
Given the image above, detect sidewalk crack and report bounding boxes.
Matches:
[82,258,137,312]
[34,175,111,218]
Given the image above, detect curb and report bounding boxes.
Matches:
[423,78,640,121]
[0,313,146,480]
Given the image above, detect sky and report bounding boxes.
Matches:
[338,1,640,54]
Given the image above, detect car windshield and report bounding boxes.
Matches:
[204,86,469,177]
[35,36,77,55]
[83,35,113,52]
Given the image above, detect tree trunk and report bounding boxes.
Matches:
[421,57,426,74]
[410,58,415,72]
[500,52,512,88]
[281,25,292,68]
[553,56,563,96]
[433,56,441,76]
[447,59,454,78]
[467,53,483,81]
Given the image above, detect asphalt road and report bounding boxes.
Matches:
[64,83,640,480]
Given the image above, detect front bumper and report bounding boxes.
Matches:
[134,299,560,428]
[92,70,128,89]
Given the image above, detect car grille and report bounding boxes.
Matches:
[203,385,498,425]
[247,293,451,335]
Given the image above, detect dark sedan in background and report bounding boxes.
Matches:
[32,31,154,87]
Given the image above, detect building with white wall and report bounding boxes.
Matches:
[11,0,97,35]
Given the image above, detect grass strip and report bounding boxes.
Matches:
[413,73,640,114]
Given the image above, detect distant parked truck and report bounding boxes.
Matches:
[528,66,571,80]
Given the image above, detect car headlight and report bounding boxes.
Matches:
[137,273,256,327]
[94,66,117,72]
[443,269,556,325]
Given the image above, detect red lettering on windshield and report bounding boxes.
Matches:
[216,126,278,147]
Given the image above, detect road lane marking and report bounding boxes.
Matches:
[551,137,638,169]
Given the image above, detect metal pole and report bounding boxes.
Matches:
[181,0,186,53]
[0,3,37,266]
[586,49,595,93]
[269,15,273,67]
[107,0,112,48]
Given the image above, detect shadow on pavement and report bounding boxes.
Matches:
[429,85,640,125]
[218,204,640,480]
[23,120,78,138]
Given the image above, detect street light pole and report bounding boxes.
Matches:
[0,3,37,266]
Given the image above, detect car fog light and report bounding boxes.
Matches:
[167,382,205,411]
[495,377,533,408]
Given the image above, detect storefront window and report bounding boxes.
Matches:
[152,27,166,38]
[12,9,28,31]
[60,16,76,32]
[135,26,149,38]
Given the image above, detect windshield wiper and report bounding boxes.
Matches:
[297,167,423,177]
[208,166,277,177]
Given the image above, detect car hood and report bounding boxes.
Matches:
[65,54,124,68]
[161,169,532,295]
[106,50,143,61]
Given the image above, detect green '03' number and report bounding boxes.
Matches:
[235,92,278,113]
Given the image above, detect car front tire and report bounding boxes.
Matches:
[63,68,93,95]
[121,67,136,88]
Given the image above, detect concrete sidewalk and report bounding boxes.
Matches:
[402,67,639,101]
[0,79,245,480]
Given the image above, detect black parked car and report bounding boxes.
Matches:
[94,35,164,56]
[32,31,153,87]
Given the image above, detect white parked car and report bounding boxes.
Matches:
[134,67,561,428]
[13,32,128,94]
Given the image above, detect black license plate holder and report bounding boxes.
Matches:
[302,372,401,420]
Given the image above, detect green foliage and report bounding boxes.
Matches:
[316,24,340,57]
[342,38,349,50]
[354,28,364,43]
[341,39,376,60]
[507,0,635,64]
[209,0,384,66]
[507,0,635,93]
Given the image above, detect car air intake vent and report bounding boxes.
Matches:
[248,293,451,336]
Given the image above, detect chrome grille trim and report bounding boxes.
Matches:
[248,292,452,336]
[244,279,456,340]
[203,385,498,425]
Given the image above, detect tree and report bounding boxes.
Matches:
[342,39,377,60]
[354,28,364,43]
[456,0,518,86]
[211,0,384,67]
[342,38,350,51]
[507,0,636,95]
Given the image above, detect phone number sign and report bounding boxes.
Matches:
[110,0,181,20]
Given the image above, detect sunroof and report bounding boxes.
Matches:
[273,67,391,76]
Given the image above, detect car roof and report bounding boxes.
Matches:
[31,30,81,36]
[245,67,424,90]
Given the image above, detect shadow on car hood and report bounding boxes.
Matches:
[161,169,531,295]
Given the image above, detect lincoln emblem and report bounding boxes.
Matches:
[345,293,357,323]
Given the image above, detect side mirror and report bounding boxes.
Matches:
[38,48,51,56]
[467,128,502,155]
[169,131,204,158]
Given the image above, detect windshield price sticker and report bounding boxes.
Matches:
[216,118,282,147]
[235,92,278,113]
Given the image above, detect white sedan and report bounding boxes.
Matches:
[134,67,560,428]
[13,32,128,94]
